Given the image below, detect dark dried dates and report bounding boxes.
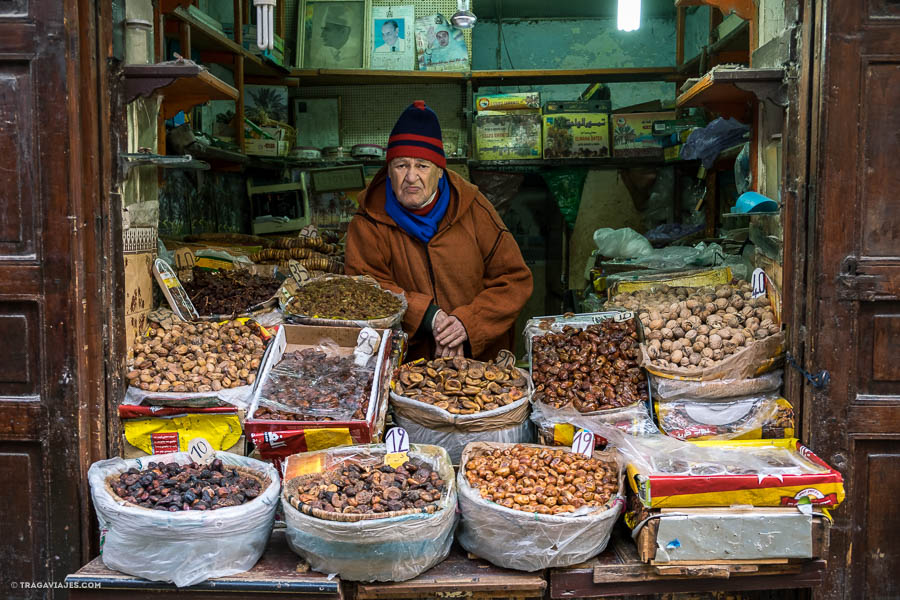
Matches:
[109,459,263,511]
[289,459,445,516]
[532,321,648,412]
[184,268,281,316]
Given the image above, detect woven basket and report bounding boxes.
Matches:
[281,274,406,329]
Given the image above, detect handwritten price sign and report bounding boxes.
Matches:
[384,427,410,468]
[571,428,595,458]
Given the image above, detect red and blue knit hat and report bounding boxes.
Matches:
[386,100,446,168]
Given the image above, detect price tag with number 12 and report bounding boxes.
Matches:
[384,427,410,468]
[572,428,594,458]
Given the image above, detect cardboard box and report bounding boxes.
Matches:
[475,111,542,160]
[475,92,540,112]
[244,325,394,457]
[611,111,676,158]
[543,100,612,114]
[124,252,154,316]
[244,139,290,156]
[542,113,610,159]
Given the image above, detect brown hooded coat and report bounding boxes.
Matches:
[345,168,533,361]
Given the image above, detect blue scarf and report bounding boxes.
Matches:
[384,173,451,244]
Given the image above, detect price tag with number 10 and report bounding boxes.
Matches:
[572,428,594,458]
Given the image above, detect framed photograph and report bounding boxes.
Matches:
[370,6,415,71]
[414,13,469,72]
[293,97,341,149]
[298,0,370,69]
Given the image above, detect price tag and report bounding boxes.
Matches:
[299,224,319,239]
[354,327,380,366]
[288,260,311,285]
[494,349,516,370]
[751,268,767,299]
[571,428,595,458]
[188,436,215,464]
[384,427,410,468]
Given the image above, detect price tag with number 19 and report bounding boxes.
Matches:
[572,428,594,458]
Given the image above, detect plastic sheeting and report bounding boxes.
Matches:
[88,451,280,587]
[282,444,457,582]
[650,370,783,401]
[393,412,535,464]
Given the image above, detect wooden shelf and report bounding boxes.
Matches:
[675,0,755,21]
[677,68,785,115]
[123,63,239,119]
[469,156,681,171]
[290,68,467,85]
[679,20,751,75]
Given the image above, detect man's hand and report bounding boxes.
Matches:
[435,315,468,348]
[434,341,464,358]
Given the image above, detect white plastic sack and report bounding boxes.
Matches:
[88,451,280,587]
[282,444,457,582]
[456,443,625,571]
[592,227,653,259]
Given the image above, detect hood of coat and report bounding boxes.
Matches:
[355,166,480,232]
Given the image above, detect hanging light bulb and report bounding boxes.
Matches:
[617,0,641,32]
[450,0,477,29]
[254,0,276,50]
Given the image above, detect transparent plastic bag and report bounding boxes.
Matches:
[592,227,653,259]
[651,370,783,401]
[393,412,535,464]
[656,394,794,441]
[531,400,660,444]
[88,451,280,587]
[456,442,625,571]
[281,444,457,582]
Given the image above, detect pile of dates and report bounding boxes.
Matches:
[109,458,264,511]
[286,277,402,321]
[532,320,648,412]
[184,268,281,316]
[394,356,528,414]
[464,445,618,515]
[289,459,446,516]
[256,348,373,421]
[127,320,267,393]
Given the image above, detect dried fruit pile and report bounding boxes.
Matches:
[288,459,446,516]
[109,459,264,511]
[394,357,528,414]
[532,320,648,412]
[285,278,402,320]
[464,445,618,515]
[184,268,281,316]
[609,282,780,369]
[127,320,267,393]
[255,348,373,421]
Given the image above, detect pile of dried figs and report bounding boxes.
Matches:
[285,278,402,320]
[394,357,528,414]
[609,281,780,369]
[532,320,648,412]
[127,320,267,393]
[109,458,264,511]
[255,348,373,421]
[288,459,446,516]
[184,268,281,316]
[464,445,618,515]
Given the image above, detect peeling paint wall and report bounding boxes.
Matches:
[684,6,710,62]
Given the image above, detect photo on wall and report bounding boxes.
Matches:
[370,5,415,70]
[293,97,341,149]
[414,13,469,72]
[300,0,369,69]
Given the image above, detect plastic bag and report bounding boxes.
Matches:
[651,370,783,401]
[656,394,794,441]
[681,117,750,169]
[541,168,588,228]
[282,444,457,582]
[456,442,624,571]
[393,412,534,464]
[592,227,653,259]
[88,451,280,587]
[531,400,660,445]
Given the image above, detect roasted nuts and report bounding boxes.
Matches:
[184,268,282,316]
[109,459,263,511]
[532,320,648,412]
[126,320,267,392]
[255,348,373,421]
[464,445,618,515]
[285,277,402,321]
[288,459,446,515]
[394,357,528,414]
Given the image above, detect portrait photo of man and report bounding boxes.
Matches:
[375,19,406,53]
[304,2,364,69]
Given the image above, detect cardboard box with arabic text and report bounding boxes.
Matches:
[542,113,610,159]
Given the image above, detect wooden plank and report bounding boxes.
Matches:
[654,565,736,578]
[676,7,686,66]
[651,558,790,566]
[472,67,679,86]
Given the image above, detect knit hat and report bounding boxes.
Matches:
[386,100,446,168]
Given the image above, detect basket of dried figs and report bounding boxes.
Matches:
[281,274,407,329]
[609,279,784,380]
[124,319,271,407]
[281,444,457,582]
[389,351,535,463]
[456,442,624,571]
[88,451,280,587]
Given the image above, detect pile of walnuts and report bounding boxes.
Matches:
[610,282,779,369]
[464,445,618,515]
[127,320,267,393]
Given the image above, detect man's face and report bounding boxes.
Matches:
[388,157,443,210]
[436,30,449,47]
[321,21,350,49]
[381,23,399,46]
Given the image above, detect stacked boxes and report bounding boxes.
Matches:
[611,111,677,158]
[543,112,610,159]
[474,93,542,160]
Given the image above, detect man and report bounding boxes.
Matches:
[375,19,405,53]
[309,5,360,68]
[346,101,533,361]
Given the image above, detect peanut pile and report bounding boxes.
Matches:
[532,320,648,412]
[394,356,528,413]
[127,320,267,393]
[464,445,618,515]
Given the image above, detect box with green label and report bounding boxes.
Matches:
[475,110,542,160]
[542,113,610,159]
[611,111,676,158]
